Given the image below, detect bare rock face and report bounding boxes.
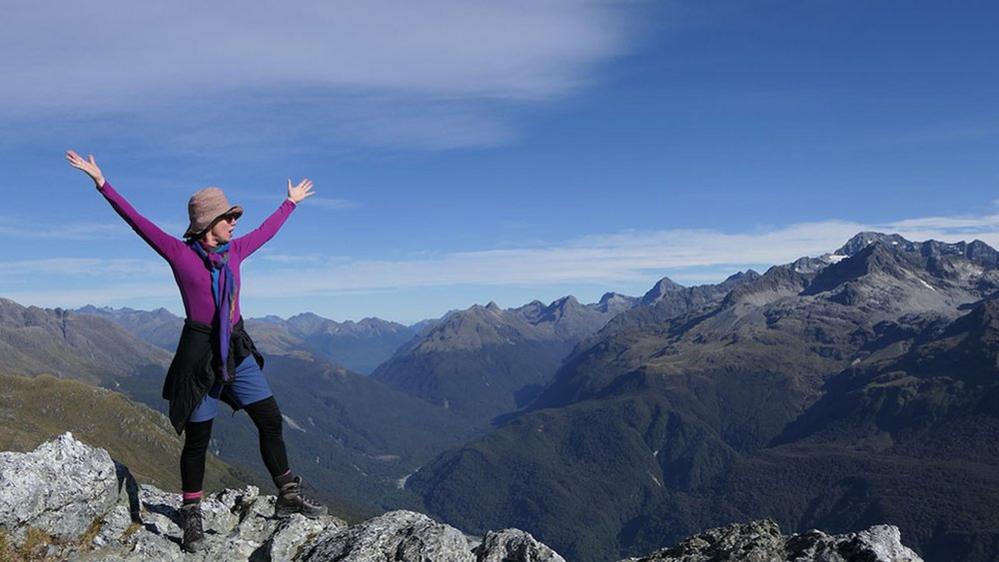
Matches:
[618,520,784,562]
[0,432,119,542]
[785,526,923,562]
[473,528,567,562]
[299,509,474,562]
[0,434,562,561]
[617,519,923,562]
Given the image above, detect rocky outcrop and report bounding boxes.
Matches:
[1,434,924,562]
[298,509,472,561]
[474,528,567,562]
[0,433,119,543]
[621,519,922,562]
[0,433,560,561]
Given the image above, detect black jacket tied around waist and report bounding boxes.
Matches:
[162,316,264,434]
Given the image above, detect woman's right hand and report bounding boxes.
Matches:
[66,150,106,187]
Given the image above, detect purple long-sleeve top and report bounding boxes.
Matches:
[97,179,296,327]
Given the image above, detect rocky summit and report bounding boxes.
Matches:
[619,520,923,562]
[0,434,922,561]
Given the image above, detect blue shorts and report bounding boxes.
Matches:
[188,355,273,423]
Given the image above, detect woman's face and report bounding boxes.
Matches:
[205,212,239,245]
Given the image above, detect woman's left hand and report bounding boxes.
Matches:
[287,178,315,204]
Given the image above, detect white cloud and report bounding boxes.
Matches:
[0,216,188,241]
[3,282,180,310]
[0,258,168,279]
[7,208,999,310]
[888,214,999,231]
[847,121,999,150]
[0,218,120,240]
[233,211,999,296]
[0,1,635,150]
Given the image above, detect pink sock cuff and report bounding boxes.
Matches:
[183,491,203,501]
[280,469,291,477]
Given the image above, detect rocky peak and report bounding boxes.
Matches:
[835,232,999,269]
[722,269,761,284]
[595,292,640,315]
[790,255,833,275]
[513,300,548,323]
[620,519,922,562]
[640,276,685,306]
[254,314,287,324]
[966,239,999,267]
[545,295,580,315]
[0,434,923,562]
[836,231,913,256]
[920,239,969,258]
[721,263,812,308]
[598,292,622,305]
[285,312,330,335]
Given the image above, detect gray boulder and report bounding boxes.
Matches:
[786,526,923,562]
[473,528,567,562]
[617,519,923,562]
[297,509,474,562]
[0,432,119,542]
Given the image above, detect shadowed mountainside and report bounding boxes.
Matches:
[371,272,763,430]
[407,233,999,562]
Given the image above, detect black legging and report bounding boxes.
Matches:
[181,396,290,493]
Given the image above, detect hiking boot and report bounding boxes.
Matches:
[181,503,205,552]
[275,475,328,519]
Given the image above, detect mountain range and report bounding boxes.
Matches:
[74,305,426,375]
[3,230,996,561]
[370,295,635,427]
[406,232,999,562]
[0,298,478,520]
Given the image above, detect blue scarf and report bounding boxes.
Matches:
[189,240,236,382]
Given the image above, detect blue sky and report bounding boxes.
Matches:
[2,1,998,324]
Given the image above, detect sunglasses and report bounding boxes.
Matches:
[218,213,239,224]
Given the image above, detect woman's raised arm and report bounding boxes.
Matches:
[67,150,183,261]
[232,177,313,258]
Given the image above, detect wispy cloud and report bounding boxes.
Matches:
[0,1,636,151]
[0,258,168,279]
[232,220,853,298]
[7,207,999,310]
[227,210,999,296]
[848,121,999,150]
[888,213,999,232]
[2,283,180,309]
[0,216,188,240]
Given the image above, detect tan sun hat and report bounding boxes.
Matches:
[184,187,244,239]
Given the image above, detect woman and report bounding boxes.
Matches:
[66,150,325,553]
